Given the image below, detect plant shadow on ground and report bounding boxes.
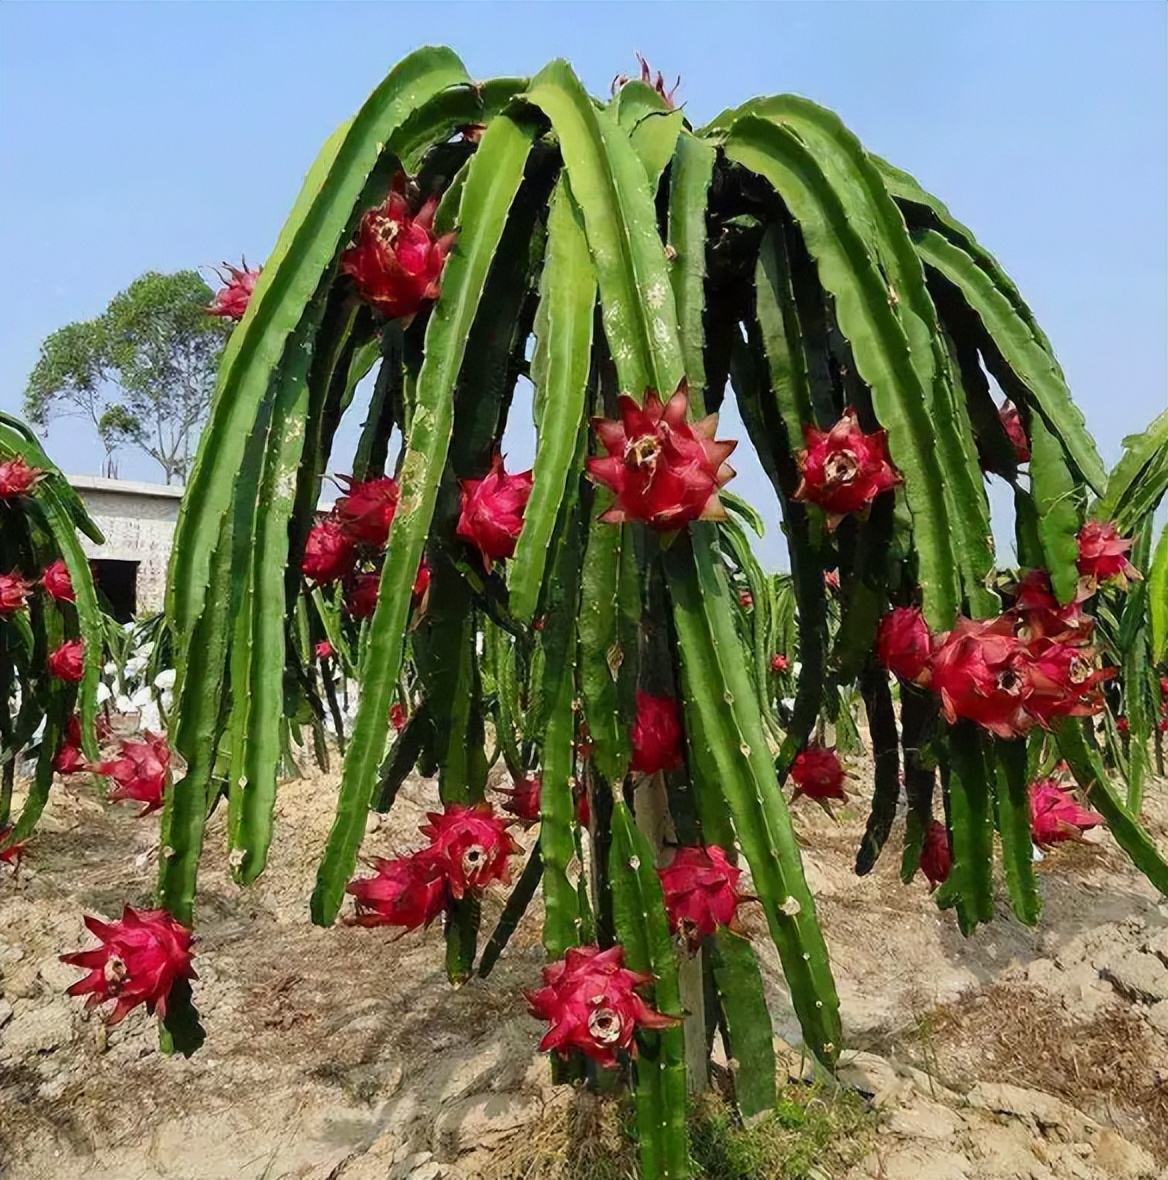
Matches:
[479,1076,876,1180]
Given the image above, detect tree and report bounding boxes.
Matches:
[24,270,229,484]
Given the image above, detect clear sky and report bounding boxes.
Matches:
[1,2,1164,567]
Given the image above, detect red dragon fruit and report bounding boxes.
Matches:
[497,775,542,825]
[1024,640,1113,727]
[206,261,260,320]
[586,384,737,531]
[793,408,900,525]
[41,558,75,602]
[525,944,677,1068]
[0,824,28,868]
[1076,521,1140,591]
[93,732,171,816]
[412,559,431,606]
[61,905,196,1024]
[340,177,455,322]
[1029,779,1104,847]
[344,572,380,620]
[789,742,848,802]
[919,820,952,889]
[0,455,46,498]
[315,640,335,660]
[0,571,31,615]
[418,803,521,900]
[301,518,356,584]
[630,691,684,775]
[928,616,1033,739]
[334,474,400,548]
[658,845,746,950]
[346,853,448,931]
[390,703,407,732]
[456,454,534,571]
[47,639,85,683]
[998,401,1030,464]
[1010,569,1092,646]
[54,716,87,775]
[876,607,934,684]
[770,653,789,673]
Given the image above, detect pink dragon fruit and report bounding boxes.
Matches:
[657,845,746,950]
[525,944,677,1068]
[61,905,196,1024]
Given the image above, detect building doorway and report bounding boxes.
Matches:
[90,559,138,622]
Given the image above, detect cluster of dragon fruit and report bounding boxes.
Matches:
[3,159,1163,1072]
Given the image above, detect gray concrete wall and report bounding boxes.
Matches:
[70,476,183,614]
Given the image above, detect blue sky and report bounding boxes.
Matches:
[1,2,1164,566]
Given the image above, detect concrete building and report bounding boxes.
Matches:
[70,475,183,619]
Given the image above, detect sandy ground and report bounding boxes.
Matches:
[1,756,1165,1180]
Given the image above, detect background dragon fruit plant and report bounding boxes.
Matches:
[33,48,1168,1179]
[1,411,106,859]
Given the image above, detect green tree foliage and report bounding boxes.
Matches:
[24,271,229,484]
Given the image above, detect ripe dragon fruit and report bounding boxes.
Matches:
[390,703,407,732]
[657,845,747,950]
[789,742,848,802]
[1076,521,1140,591]
[1024,640,1113,727]
[0,824,28,868]
[301,518,356,584]
[928,616,1033,739]
[47,639,85,683]
[346,853,448,931]
[418,802,521,900]
[93,732,171,816]
[54,716,87,775]
[344,572,380,620]
[876,607,934,685]
[41,558,75,602]
[340,177,455,323]
[497,775,542,825]
[919,820,952,889]
[61,905,196,1024]
[334,474,400,548]
[630,691,684,775]
[412,559,431,606]
[1010,569,1092,646]
[998,401,1031,464]
[0,571,31,615]
[586,383,737,531]
[0,455,46,498]
[525,944,676,1068]
[1029,779,1104,847]
[314,640,336,660]
[206,261,260,321]
[769,653,789,673]
[456,453,534,571]
[793,408,899,525]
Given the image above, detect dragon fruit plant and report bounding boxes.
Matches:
[1,412,106,858]
[57,48,1161,1177]
[1080,410,1168,811]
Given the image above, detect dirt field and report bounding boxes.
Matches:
[1,757,1165,1180]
